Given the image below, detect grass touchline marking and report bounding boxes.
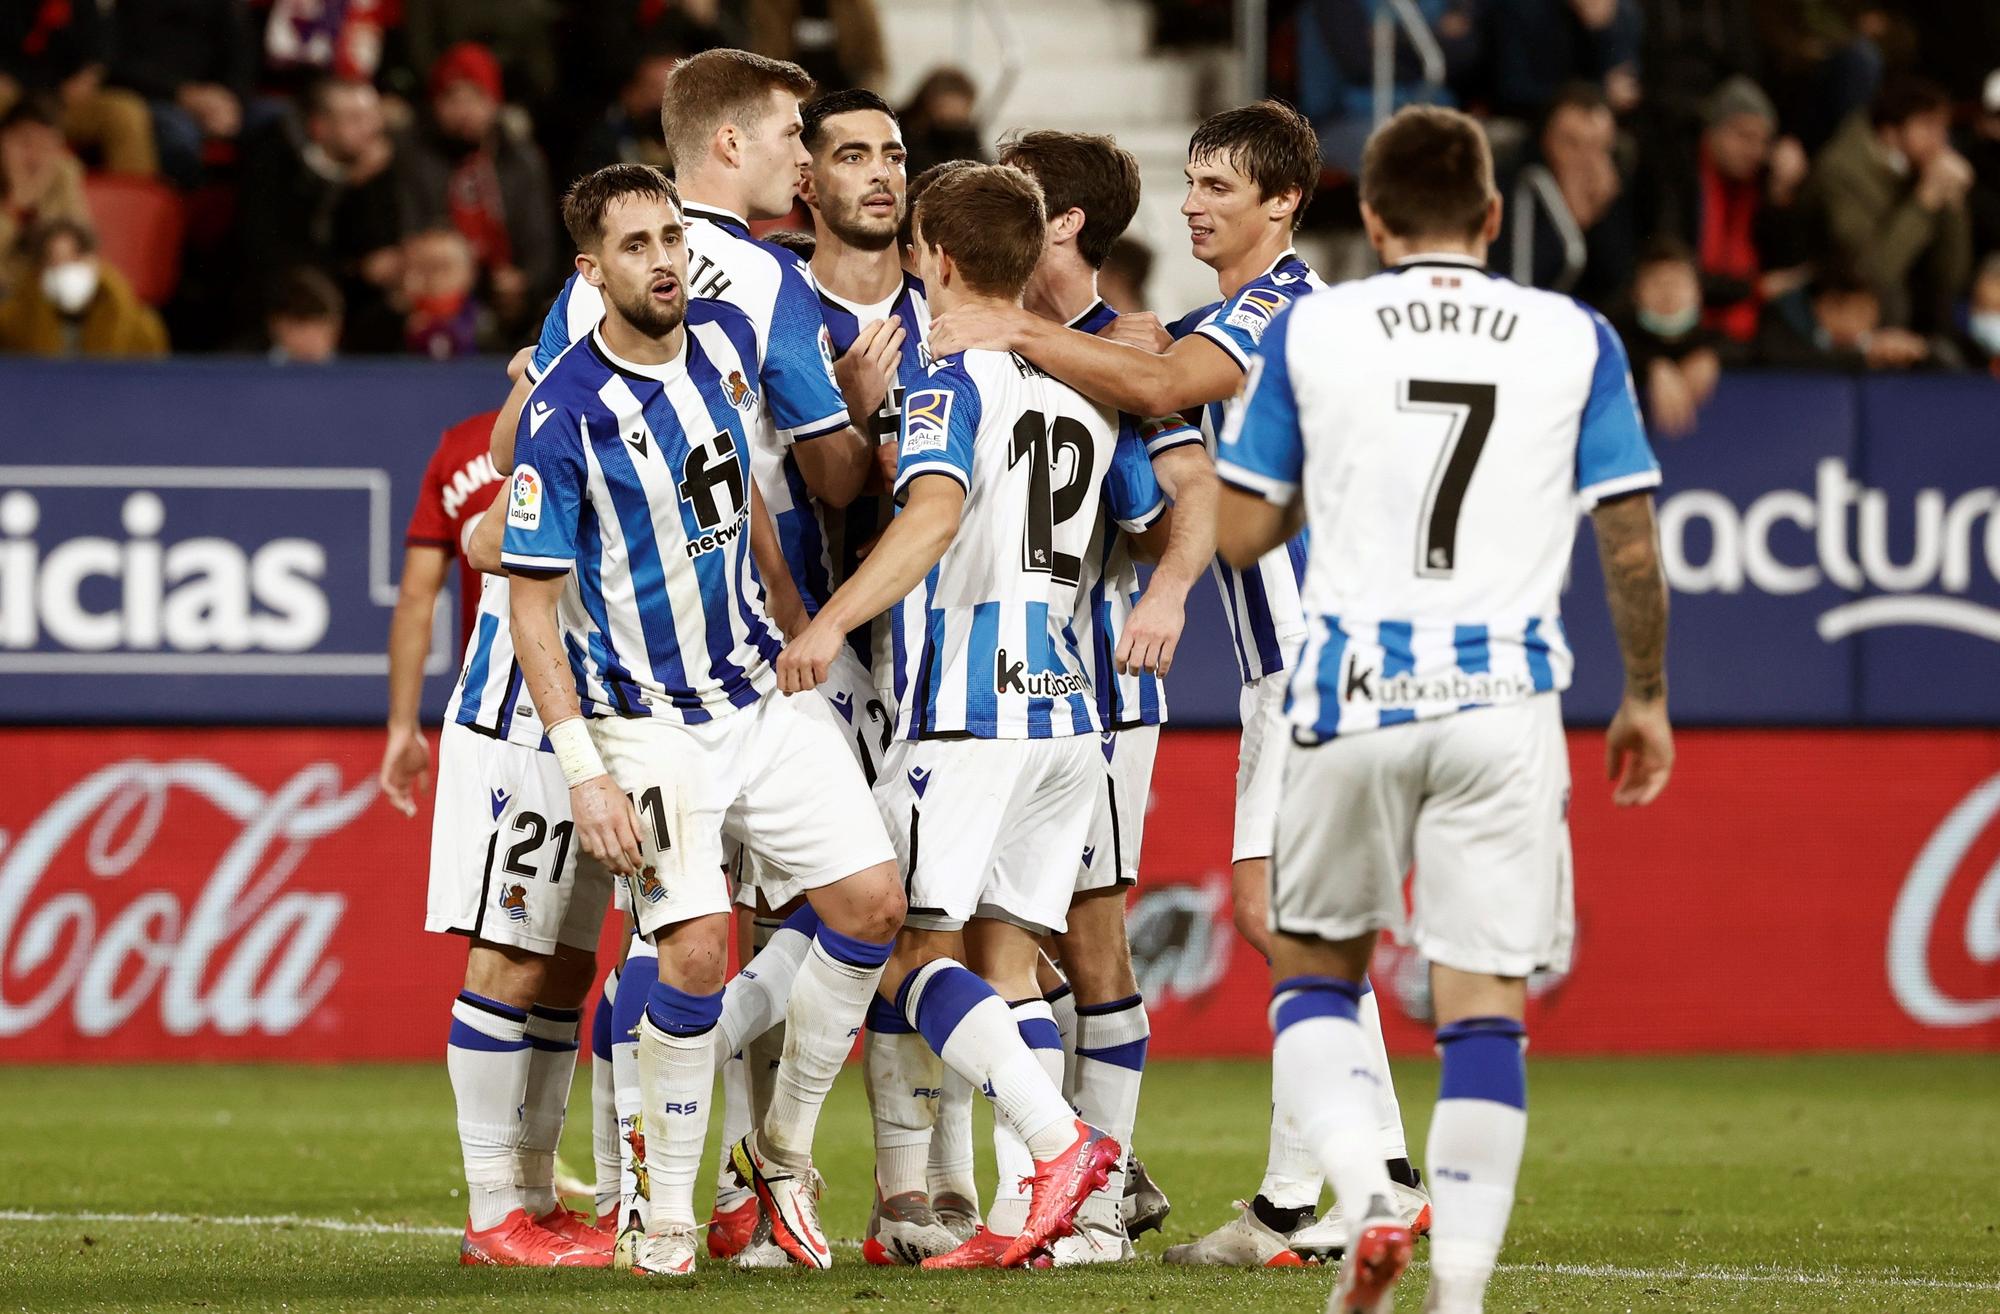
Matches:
[2,1211,1995,1293]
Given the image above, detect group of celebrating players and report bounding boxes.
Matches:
[379,42,1674,1314]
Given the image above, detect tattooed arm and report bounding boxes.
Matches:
[1591,491,1673,806]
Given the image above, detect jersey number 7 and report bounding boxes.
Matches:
[1009,409,1095,586]
[1397,379,1496,578]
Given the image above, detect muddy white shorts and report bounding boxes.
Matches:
[1269,693,1575,977]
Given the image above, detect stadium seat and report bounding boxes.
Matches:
[81,172,188,307]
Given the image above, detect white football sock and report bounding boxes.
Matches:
[714,1050,753,1209]
[1073,994,1147,1207]
[763,929,891,1167]
[519,1004,582,1217]
[715,910,816,1055]
[1257,1104,1325,1211]
[612,940,655,1226]
[446,992,532,1231]
[1270,981,1392,1243]
[864,1015,941,1198]
[590,968,621,1220]
[904,960,1076,1160]
[1359,985,1410,1161]
[637,1014,715,1232]
[927,1069,978,1206]
[987,998,1067,1237]
[1426,1018,1530,1313]
[1046,980,1079,1099]
[743,917,788,1134]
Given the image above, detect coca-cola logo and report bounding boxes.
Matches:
[0,758,375,1039]
[1887,772,2000,1027]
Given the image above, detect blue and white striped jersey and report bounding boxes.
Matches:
[819,273,933,678]
[1167,249,1325,686]
[1067,298,1204,729]
[502,301,784,724]
[888,349,1162,741]
[446,570,549,750]
[528,203,851,612]
[1216,254,1660,740]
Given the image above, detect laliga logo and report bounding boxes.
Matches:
[0,758,373,1038]
[1887,773,2000,1027]
[1658,457,2000,642]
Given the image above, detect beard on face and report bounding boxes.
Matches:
[821,188,902,253]
[609,275,686,339]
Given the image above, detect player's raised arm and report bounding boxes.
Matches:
[929,299,1242,417]
[1213,306,1306,567]
[767,260,876,508]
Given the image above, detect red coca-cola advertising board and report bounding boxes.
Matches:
[3,727,1996,1062]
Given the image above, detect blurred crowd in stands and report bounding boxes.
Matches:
[1271,0,2000,433]
[6,0,2000,442]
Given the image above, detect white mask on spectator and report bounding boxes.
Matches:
[1637,305,1701,339]
[1970,311,2000,357]
[41,260,99,315]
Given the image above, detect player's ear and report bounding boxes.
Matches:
[1358,202,1389,256]
[577,250,603,288]
[715,120,742,170]
[1050,207,1085,246]
[799,166,821,210]
[1480,191,1503,244]
[1267,185,1301,226]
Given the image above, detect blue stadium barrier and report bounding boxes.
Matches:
[0,360,1993,726]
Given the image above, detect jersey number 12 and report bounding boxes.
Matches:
[1397,379,1495,578]
[1009,409,1094,586]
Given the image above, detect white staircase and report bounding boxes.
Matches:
[879,0,1231,317]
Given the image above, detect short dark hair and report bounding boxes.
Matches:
[562,163,681,250]
[1187,99,1320,229]
[33,216,96,260]
[1636,234,1696,270]
[1545,80,1610,123]
[763,227,818,261]
[1359,105,1495,243]
[802,88,896,154]
[914,163,1046,299]
[1871,75,1951,129]
[902,157,980,250]
[1813,261,1876,300]
[1102,235,1153,296]
[998,130,1141,269]
[269,267,345,320]
[302,74,371,119]
[1,91,61,134]
[660,47,815,174]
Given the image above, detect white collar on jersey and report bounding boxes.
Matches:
[681,201,750,232]
[819,277,905,322]
[1063,296,1111,331]
[1394,252,1488,269]
[1253,247,1302,280]
[591,326,689,384]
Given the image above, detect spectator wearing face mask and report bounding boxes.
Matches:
[1804,76,1974,335]
[1957,253,2000,377]
[266,266,344,364]
[395,41,556,339]
[0,217,166,356]
[0,94,90,296]
[1611,238,1723,438]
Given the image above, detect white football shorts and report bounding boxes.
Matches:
[590,688,896,939]
[875,733,1101,935]
[426,722,614,956]
[1232,671,1289,863]
[1269,692,1575,977]
[733,648,897,909]
[1076,724,1160,895]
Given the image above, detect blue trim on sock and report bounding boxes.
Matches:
[527,1034,579,1052]
[612,952,658,1045]
[1361,974,1374,997]
[905,964,994,1056]
[456,990,528,1022]
[781,902,823,938]
[448,1019,530,1053]
[815,924,893,969]
[590,986,615,1060]
[1076,1037,1149,1072]
[1271,975,1363,1034]
[1017,1017,1063,1052]
[530,1004,582,1023]
[866,993,915,1035]
[1043,982,1073,1005]
[1437,1016,1527,1109]
[646,979,722,1038]
[1075,992,1142,1017]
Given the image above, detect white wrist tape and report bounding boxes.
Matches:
[547,717,607,789]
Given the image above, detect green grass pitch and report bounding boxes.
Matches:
[2,1055,1996,1312]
